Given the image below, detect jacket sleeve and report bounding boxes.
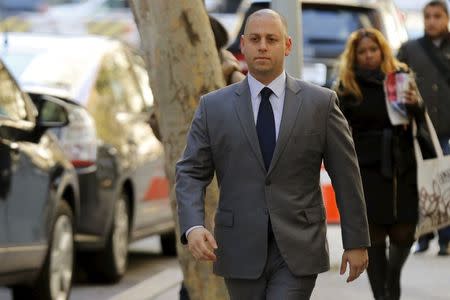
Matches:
[323,92,370,250]
[175,96,215,244]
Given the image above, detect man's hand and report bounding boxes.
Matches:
[340,248,369,283]
[187,227,218,261]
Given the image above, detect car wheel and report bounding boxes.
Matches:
[13,200,74,300]
[160,231,177,256]
[87,192,129,283]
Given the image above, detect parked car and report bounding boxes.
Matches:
[0,0,47,16]
[228,0,409,87]
[0,32,175,283]
[0,57,79,300]
[0,0,139,47]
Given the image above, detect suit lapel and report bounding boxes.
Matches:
[233,78,266,172]
[268,75,303,175]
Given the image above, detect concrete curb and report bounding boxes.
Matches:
[109,268,183,300]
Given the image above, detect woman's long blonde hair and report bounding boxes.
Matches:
[336,28,407,100]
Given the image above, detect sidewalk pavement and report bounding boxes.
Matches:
[114,225,450,300]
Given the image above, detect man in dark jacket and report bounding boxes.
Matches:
[397,0,450,256]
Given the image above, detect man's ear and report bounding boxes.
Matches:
[285,36,293,56]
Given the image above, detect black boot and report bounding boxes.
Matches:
[386,244,411,300]
[367,245,388,300]
[414,233,432,254]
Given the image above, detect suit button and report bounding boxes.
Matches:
[265,179,271,186]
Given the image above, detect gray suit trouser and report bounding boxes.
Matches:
[224,236,317,300]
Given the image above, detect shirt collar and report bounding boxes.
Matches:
[247,71,286,99]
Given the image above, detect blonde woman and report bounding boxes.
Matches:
[334,28,422,300]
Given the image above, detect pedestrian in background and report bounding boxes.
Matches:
[209,15,245,84]
[397,0,450,257]
[334,28,422,300]
[176,9,370,300]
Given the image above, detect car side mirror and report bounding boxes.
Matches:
[36,96,69,128]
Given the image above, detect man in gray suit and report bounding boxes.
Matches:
[176,9,370,299]
[398,0,450,256]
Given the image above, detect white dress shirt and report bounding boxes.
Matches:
[186,72,287,239]
[248,71,286,140]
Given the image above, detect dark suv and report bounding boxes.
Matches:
[0,59,79,300]
[229,0,409,87]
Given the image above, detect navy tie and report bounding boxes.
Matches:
[256,87,275,171]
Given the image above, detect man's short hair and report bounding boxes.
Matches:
[244,9,289,37]
[424,0,449,16]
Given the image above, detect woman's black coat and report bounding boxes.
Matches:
[338,75,419,225]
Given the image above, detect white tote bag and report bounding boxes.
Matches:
[413,113,450,238]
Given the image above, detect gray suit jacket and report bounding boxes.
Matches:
[176,75,370,279]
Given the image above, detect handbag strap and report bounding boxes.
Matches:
[413,111,444,162]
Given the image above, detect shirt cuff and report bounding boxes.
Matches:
[186,225,204,238]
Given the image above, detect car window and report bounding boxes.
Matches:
[103,0,129,8]
[47,0,88,5]
[106,50,145,113]
[0,62,27,120]
[302,6,377,58]
[39,100,68,123]
[0,0,44,11]
[207,0,243,13]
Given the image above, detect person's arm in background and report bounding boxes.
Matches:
[221,49,245,84]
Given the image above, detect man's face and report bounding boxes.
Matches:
[240,13,292,83]
[424,5,449,38]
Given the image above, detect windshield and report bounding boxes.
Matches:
[1,52,36,78]
[0,0,45,11]
[45,0,129,7]
[1,49,100,104]
[207,0,243,13]
[46,0,88,5]
[302,6,377,59]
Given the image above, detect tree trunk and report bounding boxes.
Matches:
[129,1,228,299]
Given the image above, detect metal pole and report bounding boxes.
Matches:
[271,0,303,78]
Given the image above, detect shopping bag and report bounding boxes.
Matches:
[413,113,450,237]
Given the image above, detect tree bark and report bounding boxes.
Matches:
[129,1,228,299]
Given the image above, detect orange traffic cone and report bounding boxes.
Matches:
[320,165,340,223]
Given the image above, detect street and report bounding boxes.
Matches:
[3,226,447,300]
[155,225,450,300]
[0,237,178,300]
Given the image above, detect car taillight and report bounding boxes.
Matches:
[234,52,248,74]
[59,107,97,168]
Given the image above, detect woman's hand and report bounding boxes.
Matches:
[403,80,425,121]
[403,81,419,106]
